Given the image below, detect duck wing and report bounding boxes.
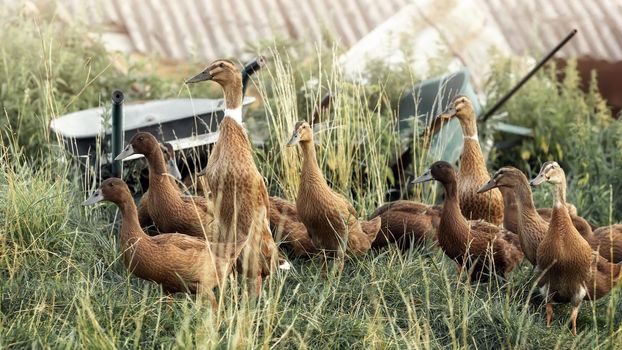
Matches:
[150,233,207,251]
[592,225,622,263]
[268,197,317,257]
[370,201,440,249]
[269,196,298,218]
[361,216,381,242]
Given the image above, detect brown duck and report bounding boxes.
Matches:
[413,161,523,282]
[431,96,503,224]
[137,141,184,228]
[369,200,440,251]
[529,161,622,336]
[478,167,593,264]
[268,196,319,257]
[82,178,244,308]
[186,59,283,291]
[588,225,622,263]
[480,167,619,264]
[115,132,214,238]
[287,121,381,261]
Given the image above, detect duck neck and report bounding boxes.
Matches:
[549,179,573,237]
[222,79,243,125]
[440,178,471,244]
[513,181,548,231]
[299,140,326,187]
[145,149,181,197]
[457,116,487,175]
[117,198,148,244]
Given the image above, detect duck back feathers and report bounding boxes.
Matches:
[370,200,440,250]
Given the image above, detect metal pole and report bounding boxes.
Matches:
[481,29,577,122]
[111,90,124,177]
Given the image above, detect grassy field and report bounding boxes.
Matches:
[1,13,622,349]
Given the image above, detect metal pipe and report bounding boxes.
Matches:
[111,90,124,177]
[481,29,577,122]
[241,56,266,96]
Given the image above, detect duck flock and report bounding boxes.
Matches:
[83,59,622,336]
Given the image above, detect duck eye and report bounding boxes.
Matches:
[138,136,144,141]
[219,63,224,68]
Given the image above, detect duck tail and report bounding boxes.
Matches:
[361,216,382,242]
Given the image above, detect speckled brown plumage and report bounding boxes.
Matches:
[118,132,214,238]
[531,161,622,336]
[83,178,243,308]
[583,225,622,263]
[434,96,503,224]
[369,200,440,251]
[190,60,280,283]
[414,161,522,282]
[183,173,211,197]
[288,121,381,258]
[268,196,318,257]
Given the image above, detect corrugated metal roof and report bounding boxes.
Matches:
[482,0,622,60]
[57,0,409,61]
[5,0,621,64]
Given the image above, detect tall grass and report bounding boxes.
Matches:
[1,10,621,350]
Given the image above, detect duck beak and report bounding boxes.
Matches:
[185,70,212,84]
[529,174,547,187]
[114,144,135,161]
[286,133,300,147]
[427,106,457,137]
[82,189,104,206]
[477,179,497,193]
[167,159,182,180]
[412,168,433,184]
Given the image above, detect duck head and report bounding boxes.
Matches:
[477,167,527,193]
[115,132,159,161]
[412,161,456,185]
[82,178,131,206]
[185,59,241,86]
[428,95,476,135]
[161,142,182,180]
[529,161,565,187]
[286,121,313,146]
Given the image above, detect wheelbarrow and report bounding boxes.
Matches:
[50,56,266,183]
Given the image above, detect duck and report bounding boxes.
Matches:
[588,225,622,263]
[369,200,440,251]
[413,161,523,282]
[477,167,593,264]
[186,59,283,291]
[82,178,244,309]
[115,132,214,238]
[431,96,503,225]
[479,167,621,264]
[287,121,381,265]
[529,161,622,336]
[268,196,318,257]
[138,141,184,229]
